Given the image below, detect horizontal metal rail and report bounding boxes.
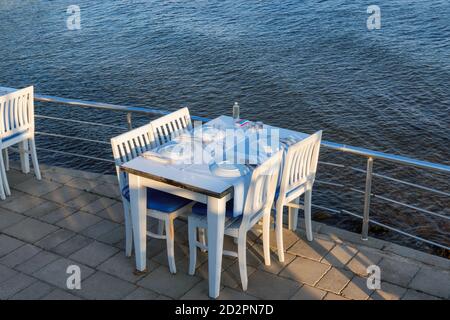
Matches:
[1,85,448,174]
[36,147,114,163]
[36,115,126,130]
[36,132,111,145]
[303,202,450,251]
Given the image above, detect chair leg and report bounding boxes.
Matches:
[275,203,285,262]
[262,212,271,266]
[304,188,313,241]
[3,148,9,171]
[198,228,207,252]
[29,138,41,180]
[0,153,7,200]
[288,197,300,231]
[237,233,248,291]
[188,219,197,276]
[123,201,133,257]
[157,220,164,235]
[165,217,176,274]
[19,140,30,174]
[0,150,11,197]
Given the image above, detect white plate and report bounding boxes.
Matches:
[209,160,250,177]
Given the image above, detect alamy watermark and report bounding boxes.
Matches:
[67,5,81,30]
[366,265,381,290]
[66,265,81,290]
[367,5,381,30]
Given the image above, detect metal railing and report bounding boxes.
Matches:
[1,86,449,251]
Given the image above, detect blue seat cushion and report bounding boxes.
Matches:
[1,130,27,142]
[122,186,192,213]
[192,200,235,218]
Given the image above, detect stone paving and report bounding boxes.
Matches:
[0,164,449,300]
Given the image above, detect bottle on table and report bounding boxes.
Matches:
[233,102,240,120]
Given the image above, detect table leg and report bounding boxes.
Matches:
[129,173,147,273]
[207,196,226,299]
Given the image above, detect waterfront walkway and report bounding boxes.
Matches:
[0,164,449,300]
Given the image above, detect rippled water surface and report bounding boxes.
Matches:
[0,0,449,255]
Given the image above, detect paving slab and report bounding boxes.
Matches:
[65,178,101,192]
[97,252,156,283]
[217,287,259,300]
[402,289,441,300]
[0,209,26,230]
[0,244,42,268]
[323,292,349,300]
[16,250,60,275]
[91,183,121,199]
[77,271,136,300]
[279,256,330,286]
[66,192,100,210]
[0,264,18,284]
[6,170,33,187]
[10,280,55,300]
[316,267,353,294]
[290,285,327,300]
[41,171,75,184]
[69,241,119,268]
[41,288,82,300]
[180,280,215,300]
[96,226,125,245]
[42,186,85,204]
[137,265,202,299]
[341,276,374,300]
[51,234,94,257]
[95,202,125,223]
[370,282,407,300]
[81,219,120,240]
[124,287,159,300]
[383,242,450,270]
[246,270,300,300]
[287,237,335,262]
[3,217,59,243]
[321,243,358,268]
[14,179,62,197]
[378,257,420,287]
[345,248,384,276]
[0,272,36,299]
[22,201,61,219]
[408,266,450,299]
[0,234,25,257]
[35,229,76,250]
[0,194,45,214]
[80,197,117,214]
[56,211,102,232]
[40,206,77,224]
[257,251,296,275]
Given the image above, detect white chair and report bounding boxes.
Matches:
[188,151,282,291]
[274,131,322,262]
[0,86,41,200]
[151,107,192,145]
[111,123,194,274]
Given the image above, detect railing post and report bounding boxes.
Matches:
[126,112,132,130]
[362,157,374,240]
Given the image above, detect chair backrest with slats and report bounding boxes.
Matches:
[241,150,282,230]
[279,131,322,199]
[150,107,192,146]
[0,86,34,137]
[111,123,156,191]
